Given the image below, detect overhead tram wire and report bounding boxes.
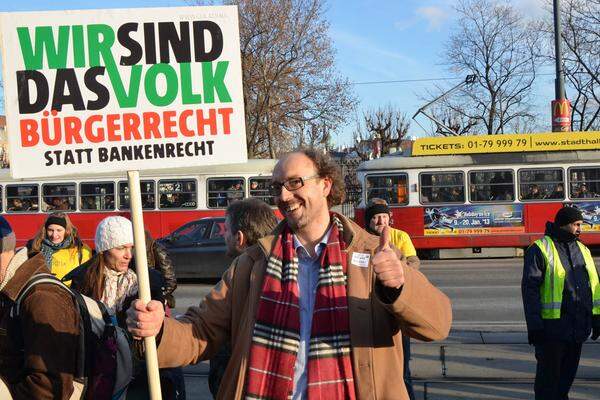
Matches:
[349,72,556,86]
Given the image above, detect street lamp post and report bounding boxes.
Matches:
[551,0,571,132]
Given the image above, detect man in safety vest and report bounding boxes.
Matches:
[522,206,600,400]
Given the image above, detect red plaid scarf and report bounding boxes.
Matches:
[244,214,356,399]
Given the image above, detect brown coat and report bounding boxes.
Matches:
[157,215,452,399]
[0,249,79,400]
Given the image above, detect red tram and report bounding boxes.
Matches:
[355,149,600,257]
[0,159,277,246]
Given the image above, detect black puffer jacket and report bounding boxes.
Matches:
[147,239,177,308]
[522,221,600,343]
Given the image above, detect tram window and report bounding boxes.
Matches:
[249,177,274,205]
[365,174,408,205]
[207,178,245,208]
[42,183,76,211]
[80,182,115,211]
[569,167,600,199]
[158,179,197,209]
[6,184,39,212]
[469,170,514,202]
[118,181,156,210]
[519,168,564,200]
[420,172,465,204]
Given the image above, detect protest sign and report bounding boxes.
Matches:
[0,5,247,179]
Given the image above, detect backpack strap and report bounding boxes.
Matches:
[10,273,89,393]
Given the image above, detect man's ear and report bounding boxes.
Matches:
[236,230,246,249]
[322,176,332,198]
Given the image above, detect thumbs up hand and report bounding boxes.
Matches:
[372,226,405,289]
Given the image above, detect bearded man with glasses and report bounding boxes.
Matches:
[126,149,452,400]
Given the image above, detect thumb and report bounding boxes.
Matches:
[378,226,391,251]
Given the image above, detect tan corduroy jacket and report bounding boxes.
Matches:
[157,215,452,399]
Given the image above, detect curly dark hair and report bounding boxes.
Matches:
[294,148,345,207]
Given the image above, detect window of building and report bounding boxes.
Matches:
[569,167,600,199]
[6,184,39,212]
[519,168,564,201]
[420,172,465,204]
[158,180,197,209]
[248,177,274,205]
[468,170,514,202]
[207,178,245,208]
[118,181,156,210]
[365,174,409,205]
[80,182,115,211]
[42,183,76,211]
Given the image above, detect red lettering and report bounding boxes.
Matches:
[19,119,39,147]
[196,109,217,136]
[122,113,142,141]
[143,112,162,139]
[64,117,83,144]
[179,110,194,137]
[218,108,233,135]
[163,111,177,138]
[106,114,121,142]
[85,115,105,143]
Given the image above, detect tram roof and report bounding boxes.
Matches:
[357,150,600,172]
[0,159,277,182]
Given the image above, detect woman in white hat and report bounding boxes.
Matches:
[64,216,185,399]
[65,216,164,320]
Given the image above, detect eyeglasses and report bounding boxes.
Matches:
[269,174,320,196]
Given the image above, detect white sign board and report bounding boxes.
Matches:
[0,6,247,179]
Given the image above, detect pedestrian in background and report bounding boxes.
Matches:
[522,206,600,400]
[145,229,177,308]
[0,216,80,399]
[27,212,92,285]
[208,198,278,398]
[127,149,451,400]
[365,197,420,400]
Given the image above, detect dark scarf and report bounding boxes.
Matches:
[41,236,73,268]
[244,213,356,399]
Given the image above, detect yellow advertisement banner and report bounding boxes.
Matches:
[412,131,600,156]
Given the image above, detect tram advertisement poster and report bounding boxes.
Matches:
[0,6,247,179]
[424,205,524,235]
[569,202,600,232]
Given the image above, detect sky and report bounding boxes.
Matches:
[0,0,555,147]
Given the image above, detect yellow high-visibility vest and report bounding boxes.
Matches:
[534,236,600,319]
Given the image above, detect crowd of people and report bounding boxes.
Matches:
[3,148,596,400]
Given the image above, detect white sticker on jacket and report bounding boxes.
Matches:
[351,252,370,268]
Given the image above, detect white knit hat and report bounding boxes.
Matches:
[95,216,134,253]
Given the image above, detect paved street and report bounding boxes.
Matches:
[172,257,600,399]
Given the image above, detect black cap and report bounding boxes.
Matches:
[555,206,583,227]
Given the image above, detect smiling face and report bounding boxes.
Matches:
[103,244,134,273]
[272,153,332,235]
[46,224,66,244]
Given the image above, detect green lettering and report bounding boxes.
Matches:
[17,26,70,70]
[145,64,178,107]
[87,24,116,68]
[106,63,142,108]
[202,61,231,103]
[72,25,85,68]
[180,63,202,104]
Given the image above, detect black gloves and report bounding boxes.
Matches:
[528,330,544,345]
[592,327,600,341]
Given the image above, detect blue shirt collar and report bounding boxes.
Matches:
[293,225,332,260]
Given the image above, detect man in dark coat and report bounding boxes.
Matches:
[522,206,600,400]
